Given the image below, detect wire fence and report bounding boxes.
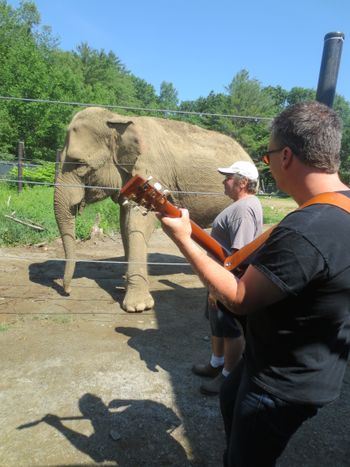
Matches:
[0,95,274,122]
[0,176,230,196]
[0,94,277,195]
[0,156,262,195]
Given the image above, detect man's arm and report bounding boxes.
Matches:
[159,209,286,315]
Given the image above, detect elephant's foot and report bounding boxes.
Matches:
[122,274,154,312]
[122,289,154,312]
[63,281,72,296]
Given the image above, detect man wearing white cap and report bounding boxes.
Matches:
[192,160,263,395]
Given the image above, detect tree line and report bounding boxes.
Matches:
[1,0,350,183]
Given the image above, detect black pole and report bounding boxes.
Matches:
[316,32,345,108]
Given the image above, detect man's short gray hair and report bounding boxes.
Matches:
[233,174,258,194]
[270,100,342,173]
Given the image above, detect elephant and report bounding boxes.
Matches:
[54,106,253,312]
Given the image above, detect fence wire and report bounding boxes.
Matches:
[0,95,274,122]
[0,176,229,196]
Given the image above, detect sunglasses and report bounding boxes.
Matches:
[261,148,285,165]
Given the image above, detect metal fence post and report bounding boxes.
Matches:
[316,32,345,108]
[17,141,25,192]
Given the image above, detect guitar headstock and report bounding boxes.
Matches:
[118,175,170,214]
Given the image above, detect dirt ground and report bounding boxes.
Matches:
[1,230,350,467]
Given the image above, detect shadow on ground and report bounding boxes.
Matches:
[1,237,348,466]
[18,394,187,466]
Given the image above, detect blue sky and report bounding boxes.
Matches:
[8,0,350,103]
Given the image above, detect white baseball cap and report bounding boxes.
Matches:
[218,161,259,181]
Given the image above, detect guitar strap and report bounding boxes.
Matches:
[223,191,350,271]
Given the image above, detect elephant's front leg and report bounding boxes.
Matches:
[121,206,156,312]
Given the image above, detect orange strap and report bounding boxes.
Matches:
[224,192,350,271]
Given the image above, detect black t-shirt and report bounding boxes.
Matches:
[247,191,350,406]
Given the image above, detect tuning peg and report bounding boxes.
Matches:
[121,199,129,206]
[154,182,162,191]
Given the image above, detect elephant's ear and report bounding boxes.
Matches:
[107,118,142,174]
[107,119,134,134]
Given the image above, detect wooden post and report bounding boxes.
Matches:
[55,149,62,183]
[17,141,25,192]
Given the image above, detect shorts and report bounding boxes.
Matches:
[205,295,242,338]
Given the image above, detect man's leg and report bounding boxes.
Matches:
[212,335,224,357]
[220,362,318,467]
[219,358,244,455]
[192,299,224,378]
[223,335,244,373]
[200,307,244,395]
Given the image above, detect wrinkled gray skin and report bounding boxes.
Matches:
[54,107,253,312]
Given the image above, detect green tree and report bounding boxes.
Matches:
[73,43,136,106]
[178,92,229,128]
[225,70,277,158]
[262,85,288,110]
[226,70,279,116]
[158,81,179,110]
[0,0,57,158]
[131,76,159,110]
[286,87,316,105]
[334,95,350,179]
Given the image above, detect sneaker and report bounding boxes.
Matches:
[192,363,223,378]
[200,373,226,395]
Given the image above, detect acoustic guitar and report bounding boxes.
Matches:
[118,174,229,264]
[118,174,284,275]
[119,174,252,331]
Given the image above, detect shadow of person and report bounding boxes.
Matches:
[37,393,188,466]
[114,322,225,465]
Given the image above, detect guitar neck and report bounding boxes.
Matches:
[119,175,228,263]
[161,199,227,263]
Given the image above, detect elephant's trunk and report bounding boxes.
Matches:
[54,172,84,294]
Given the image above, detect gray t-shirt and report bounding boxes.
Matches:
[211,195,263,253]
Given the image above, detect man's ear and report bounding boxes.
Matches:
[281,147,294,168]
[240,177,249,188]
